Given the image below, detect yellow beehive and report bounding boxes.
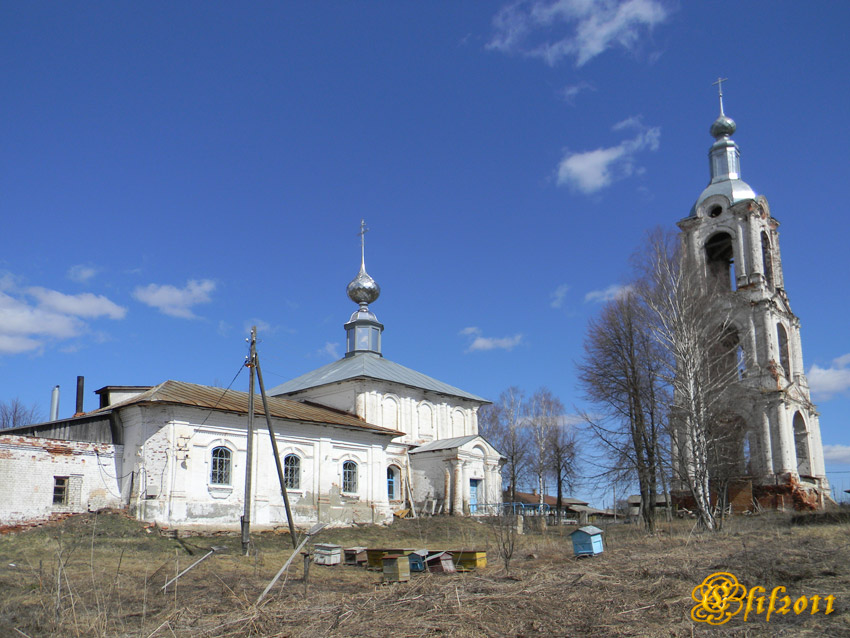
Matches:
[382,554,410,582]
[366,548,414,570]
[454,550,487,571]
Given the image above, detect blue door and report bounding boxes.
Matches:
[469,479,481,513]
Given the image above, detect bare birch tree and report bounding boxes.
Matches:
[548,416,579,519]
[478,387,528,503]
[527,388,564,503]
[639,230,741,531]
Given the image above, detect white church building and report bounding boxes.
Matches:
[0,230,503,529]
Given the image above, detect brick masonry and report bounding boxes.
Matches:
[0,435,123,524]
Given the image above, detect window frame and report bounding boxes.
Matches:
[53,476,69,505]
[387,465,400,501]
[283,453,301,490]
[342,460,358,494]
[210,446,233,486]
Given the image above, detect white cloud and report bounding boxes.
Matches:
[808,354,850,399]
[27,287,126,319]
[488,0,669,67]
[584,283,633,303]
[0,280,125,355]
[67,264,98,283]
[559,81,594,104]
[557,119,660,193]
[318,342,340,359]
[133,279,215,319]
[460,326,523,353]
[550,283,570,308]
[823,444,850,466]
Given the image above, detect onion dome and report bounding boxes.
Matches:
[347,266,380,307]
[710,114,736,139]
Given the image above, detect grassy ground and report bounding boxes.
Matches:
[0,510,847,637]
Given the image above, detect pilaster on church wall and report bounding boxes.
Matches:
[734,214,749,279]
[770,226,786,290]
[747,211,762,283]
[809,414,826,477]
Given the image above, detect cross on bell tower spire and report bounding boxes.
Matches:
[712,77,728,115]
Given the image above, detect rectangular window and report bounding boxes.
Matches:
[53,477,69,505]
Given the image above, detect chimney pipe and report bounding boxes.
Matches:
[50,385,60,421]
[75,376,85,415]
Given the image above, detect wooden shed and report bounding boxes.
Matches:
[569,525,604,557]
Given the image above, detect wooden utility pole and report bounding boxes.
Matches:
[241,327,257,554]
[255,353,299,548]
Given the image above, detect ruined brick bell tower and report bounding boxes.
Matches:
[676,83,829,509]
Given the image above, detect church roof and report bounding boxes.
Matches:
[408,435,480,453]
[95,379,402,436]
[268,352,488,403]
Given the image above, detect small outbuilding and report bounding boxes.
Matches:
[570,525,604,557]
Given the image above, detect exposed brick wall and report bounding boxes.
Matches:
[0,435,124,524]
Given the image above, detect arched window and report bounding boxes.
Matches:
[283,454,300,490]
[451,409,466,437]
[342,460,358,494]
[777,324,791,377]
[382,396,399,430]
[418,402,434,438]
[793,413,812,476]
[210,447,232,485]
[705,232,736,292]
[387,465,400,501]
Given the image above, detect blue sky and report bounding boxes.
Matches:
[3,1,849,504]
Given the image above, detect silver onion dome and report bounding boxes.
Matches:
[346,266,380,306]
[710,114,736,139]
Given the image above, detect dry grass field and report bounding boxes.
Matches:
[0,510,848,637]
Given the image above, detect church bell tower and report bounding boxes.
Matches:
[676,81,829,507]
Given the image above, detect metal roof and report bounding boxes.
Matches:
[268,352,488,403]
[408,435,480,453]
[94,380,402,436]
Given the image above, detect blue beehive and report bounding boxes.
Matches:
[408,550,427,573]
[570,525,604,557]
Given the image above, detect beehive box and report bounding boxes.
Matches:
[570,525,604,557]
[313,543,342,565]
[408,550,427,573]
[366,548,414,570]
[426,551,456,574]
[343,546,368,566]
[453,550,487,571]
[382,554,410,582]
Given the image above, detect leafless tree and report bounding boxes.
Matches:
[478,387,528,503]
[577,290,667,533]
[0,398,43,429]
[527,388,563,503]
[548,416,579,520]
[490,508,519,576]
[639,230,742,531]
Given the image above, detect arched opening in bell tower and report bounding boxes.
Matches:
[793,412,812,477]
[704,232,736,292]
[710,325,743,382]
